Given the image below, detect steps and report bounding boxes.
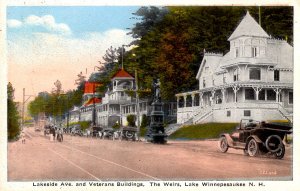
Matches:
[165,118,193,136]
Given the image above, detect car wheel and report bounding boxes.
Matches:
[247,139,260,157]
[125,131,134,139]
[274,144,285,159]
[219,136,229,153]
[265,135,283,153]
[243,149,249,156]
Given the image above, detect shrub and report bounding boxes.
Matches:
[127,114,136,127]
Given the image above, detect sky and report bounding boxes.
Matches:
[7,6,139,102]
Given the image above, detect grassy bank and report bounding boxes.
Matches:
[169,123,238,140]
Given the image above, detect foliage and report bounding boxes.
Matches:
[169,123,238,139]
[78,121,91,130]
[140,114,148,128]
[7,83,20,140]
[29,79,84,120]
[127,114,136,127]
[112,122,120,129]
[121,6,293,101]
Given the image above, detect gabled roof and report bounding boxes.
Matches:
[111,68,134,79]
[228,11,269,41]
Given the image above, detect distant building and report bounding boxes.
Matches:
[176,11,293,124]
[95,68,149,127]
[71,68,176,127]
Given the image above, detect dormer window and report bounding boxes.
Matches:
[251,47,259,57]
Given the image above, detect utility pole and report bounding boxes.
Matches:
[93,83,96,126]
[22,88,34,128]
[135,69,140,140]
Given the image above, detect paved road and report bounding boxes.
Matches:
[8,127,292,181]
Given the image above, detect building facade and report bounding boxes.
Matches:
[176,11,293,124]
[68,68,177,127]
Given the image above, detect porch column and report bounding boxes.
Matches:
[183,94,187,108]
[232,85,240,103]
[221,88,226,104]
[176,96,180,109]
[191,93,195,107]
[199,92,203,107]
[273,88,282,102]
[211,90,215,106]
[253,87,262,100]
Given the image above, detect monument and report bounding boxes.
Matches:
[146,79,167,144]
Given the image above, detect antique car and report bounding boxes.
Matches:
[91,125,103,137]
[120,126,137,141]
[219,119,292,159]
[101,127,115,139]
[70,125,83,136]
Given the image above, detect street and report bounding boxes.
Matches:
[8,127,292,181]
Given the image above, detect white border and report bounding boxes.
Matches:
[1,0,299,191]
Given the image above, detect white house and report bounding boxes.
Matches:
[176,11,293,124]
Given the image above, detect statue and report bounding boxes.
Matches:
[153,79,161,102]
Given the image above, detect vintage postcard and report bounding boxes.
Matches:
[1,0,299,191]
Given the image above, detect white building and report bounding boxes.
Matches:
[95,68,149,127]
[176,11,293,124]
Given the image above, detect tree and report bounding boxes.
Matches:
[128,6,169,44]
[127,114,136,127]
[124,6,293,101]
[102,46,119,64]
[52,80,63,95]
[7,83,20,140]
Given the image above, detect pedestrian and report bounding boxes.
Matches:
[87,129,90,138]
[21,131,26,144]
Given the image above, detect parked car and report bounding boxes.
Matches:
[91,125,103,137]
[44,125,51,136]
[219,119,292,159]
[71,125,83,136]
[120,126,137,141]
[101,128,115,139]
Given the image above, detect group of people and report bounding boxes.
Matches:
[48,125,64,142]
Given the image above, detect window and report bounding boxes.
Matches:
[274,70,280,81]
[227,111,231,117]
[205,66,209,72]
[233,68,239,81]
[223,74,226,84]
[258,90,265,100]
[212,78,215,86]
[267,90,276,101]
[203,78,206,88]
[235,47,239,57]
[289,92,293,104]
[245,88,255,100]
[251,47,259,57]
[249,68,261,80]
[244,110,251,116]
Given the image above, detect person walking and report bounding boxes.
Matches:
[21,131,26,144]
